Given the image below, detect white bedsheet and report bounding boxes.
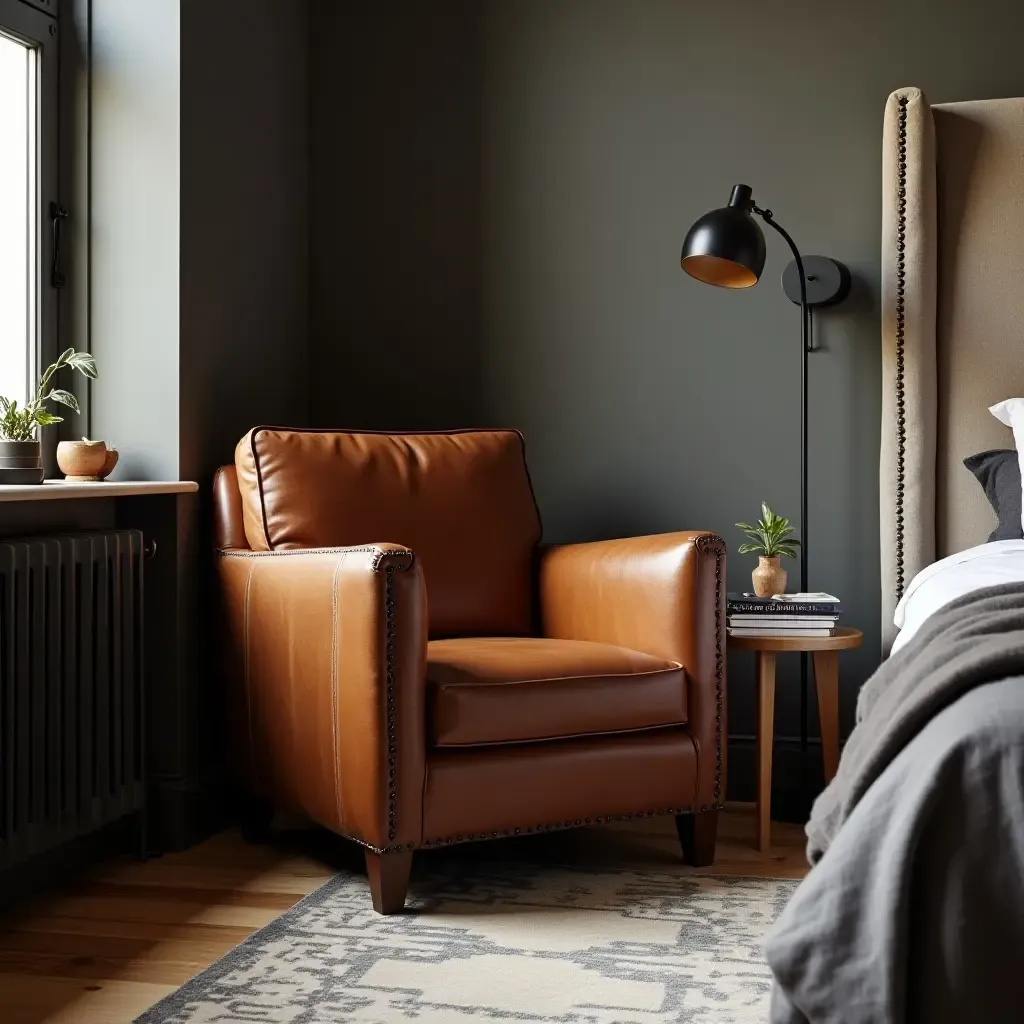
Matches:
[892,539,1024,653]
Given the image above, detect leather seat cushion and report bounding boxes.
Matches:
[427,637,687,748]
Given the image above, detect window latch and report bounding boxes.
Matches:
[50,203,69,289]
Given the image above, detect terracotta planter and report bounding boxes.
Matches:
[751,555,787,598]
[57,440,109,482]
[98,447,119,479]
[0,438,44,485]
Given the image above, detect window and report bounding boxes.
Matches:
[0,0,58,409]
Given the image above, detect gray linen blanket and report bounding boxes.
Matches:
[768,581,1024,1024]
[806,581,1024,862]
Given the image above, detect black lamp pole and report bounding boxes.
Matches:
[754,206,811,600]
[681,184,849,805]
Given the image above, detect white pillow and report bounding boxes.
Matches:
[989,398,1024,532]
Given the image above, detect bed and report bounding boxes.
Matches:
[766,88,1024,1023]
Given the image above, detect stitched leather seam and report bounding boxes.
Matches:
[894,95,909,603]
[693,533,726,803]
[242,563,257,788]
[217,546,414,566]
[331,555,345,833]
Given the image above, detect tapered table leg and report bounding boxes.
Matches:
[812,650,841,783]
[756,651,776,853]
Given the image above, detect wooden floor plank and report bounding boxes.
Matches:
[0,807,808,1024]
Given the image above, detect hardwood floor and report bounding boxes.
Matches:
[0,806,807,1024]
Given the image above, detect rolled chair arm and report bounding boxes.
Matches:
[538,531,727,807]
[218,543,427,851]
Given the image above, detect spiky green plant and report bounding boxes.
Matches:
[0,348,97,441]
[736,502,800,559]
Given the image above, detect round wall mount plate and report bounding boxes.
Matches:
[781,255,851,307]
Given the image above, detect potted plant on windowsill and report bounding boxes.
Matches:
[736,502,800,598]
[0,348,98,485]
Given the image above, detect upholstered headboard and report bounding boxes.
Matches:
[880,89,1024,651]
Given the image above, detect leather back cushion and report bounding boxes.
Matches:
[235,428,542,637]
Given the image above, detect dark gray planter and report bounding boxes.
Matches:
[0,438,44,485]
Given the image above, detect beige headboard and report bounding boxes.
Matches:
[880,89,1024,652]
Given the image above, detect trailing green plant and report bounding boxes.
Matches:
[0,348,97,442]
[736,502,801,559]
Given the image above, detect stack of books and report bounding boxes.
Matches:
[727,592,841,638]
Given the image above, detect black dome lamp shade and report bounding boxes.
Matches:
[680,185,766,288]
[680,183,850,803]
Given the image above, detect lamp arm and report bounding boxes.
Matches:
[752,207,810,352]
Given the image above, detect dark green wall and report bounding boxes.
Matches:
[309,0,1024,801]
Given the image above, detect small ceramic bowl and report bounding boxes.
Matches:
[97,447,119,479]
[57,440,109,482]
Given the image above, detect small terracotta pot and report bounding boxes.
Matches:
[57,440,109,482]
[752,555,787,598]
[97,447,119,479]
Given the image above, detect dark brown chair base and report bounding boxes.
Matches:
[676,809,718,867]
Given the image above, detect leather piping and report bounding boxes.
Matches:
[247,425,543,551]
[432,721,688,750]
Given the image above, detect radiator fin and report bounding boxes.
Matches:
[0,531,144,870]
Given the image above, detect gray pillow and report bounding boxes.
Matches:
[964,449,1023,541]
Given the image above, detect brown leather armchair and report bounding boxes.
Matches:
[214,427,726,913]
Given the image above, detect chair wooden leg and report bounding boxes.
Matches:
[676,809,718,867]
[365,850,414,914]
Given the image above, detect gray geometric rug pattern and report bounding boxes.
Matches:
[136,858,797,1023]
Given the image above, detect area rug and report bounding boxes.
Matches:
[136,855,797,1024]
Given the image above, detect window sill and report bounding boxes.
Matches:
[0,480,199,502]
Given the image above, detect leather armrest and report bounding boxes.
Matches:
[538,531,726,807]
[218,543,427,850]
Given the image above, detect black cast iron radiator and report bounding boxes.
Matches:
[0,531,145,874]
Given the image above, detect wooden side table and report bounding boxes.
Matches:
[727,627,863,852]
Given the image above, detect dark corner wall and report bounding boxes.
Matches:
[309,0,482,430]
[308,0,1024,802]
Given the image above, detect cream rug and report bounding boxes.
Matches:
[136,853,796,1023]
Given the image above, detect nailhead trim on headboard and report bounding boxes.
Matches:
[894,95,909,603]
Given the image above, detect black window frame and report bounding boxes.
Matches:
[1,0,62,468]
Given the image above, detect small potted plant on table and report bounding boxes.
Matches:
[0,348,98,485]
[736,502,800,597]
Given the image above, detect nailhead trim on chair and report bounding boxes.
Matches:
[383,564,399,844]
[340,802,724,855]
[694,533,726,803]
[894,94,909,603]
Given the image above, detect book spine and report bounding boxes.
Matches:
[727,602,841,615]
[728,628,833,637]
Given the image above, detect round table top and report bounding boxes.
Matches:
[727,626,863,652]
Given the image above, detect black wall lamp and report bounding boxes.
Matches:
[680,183,850,598]
[681,184,850,797]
